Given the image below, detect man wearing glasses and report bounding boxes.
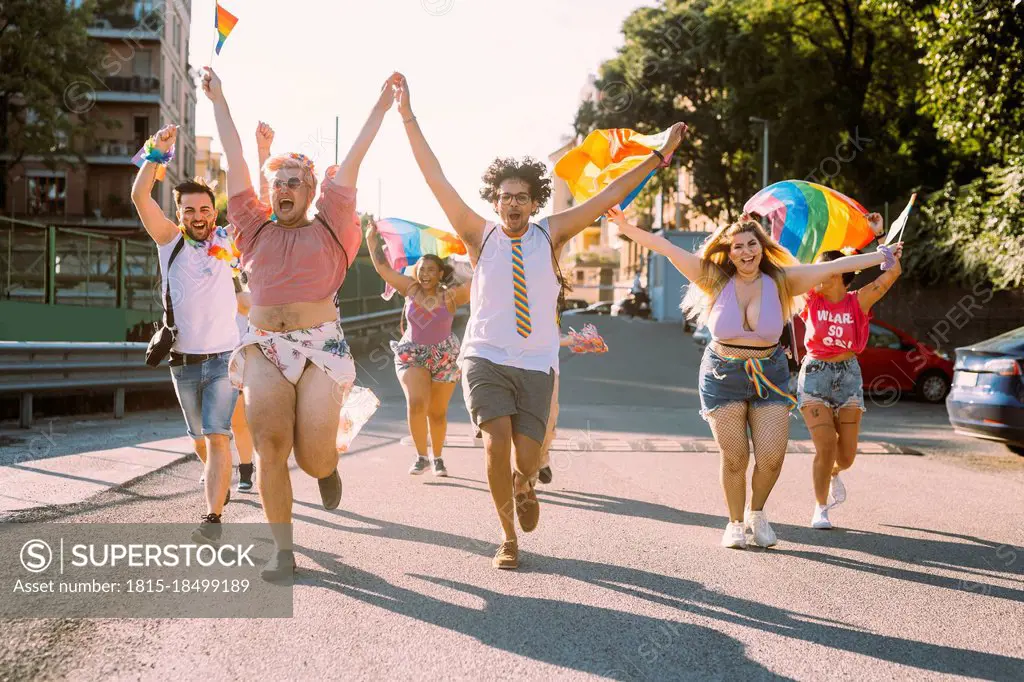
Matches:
[131,124,242,544]
[392,73,688,569]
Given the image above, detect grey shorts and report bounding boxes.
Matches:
[797,357,866,412]
[461,357,556,444]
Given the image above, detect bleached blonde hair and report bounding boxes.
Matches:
[262,153,317,195]
[681,215,804,326]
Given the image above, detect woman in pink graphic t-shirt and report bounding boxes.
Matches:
[797,213,904,531]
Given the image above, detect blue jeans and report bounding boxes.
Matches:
[698,344,795,420]
[797,357,865,412]
[169,351,238,439]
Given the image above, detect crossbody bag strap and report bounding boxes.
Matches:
[475,225,499,266]
[535,223,567,324]
[162,236,187,329]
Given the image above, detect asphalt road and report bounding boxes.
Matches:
[1,316,1022,681]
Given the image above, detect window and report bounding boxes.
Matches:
[173,16,181,52]
[27,173,67,216]
[134,50,152,77]
[867,323,901,350]
[172,73,179,106]
[134,0,155,21]
[133,115,150,149]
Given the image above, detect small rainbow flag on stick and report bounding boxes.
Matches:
[554,128,673,210]
[131,144,167,181]
[375,218,467,300]
[214,2,239,55]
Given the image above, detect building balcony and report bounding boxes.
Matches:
[84,138,144,165]
[90,76,161,105]
[87,2,164,40]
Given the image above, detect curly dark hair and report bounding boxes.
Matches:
[479,157,552,215]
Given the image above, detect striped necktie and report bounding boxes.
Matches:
[511,237,531,338]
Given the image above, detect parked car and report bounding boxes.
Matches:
[564,301,613,316]
[946,326,1024,455]
[690,316,954,403]
[562,298,589,312]
[612,292,652,319]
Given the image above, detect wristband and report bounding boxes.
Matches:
[652,149,667,167]
[142,137,175,165]
[403,115,417,124]
[877,244,897,271]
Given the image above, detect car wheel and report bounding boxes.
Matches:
[916,370,950,403]
[1007,444,1024,457]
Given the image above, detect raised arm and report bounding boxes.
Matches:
[255,121,274,205]
[365,220,416,296]
[201,66,251,197]
[394,73,487,248]
[786,243,902,296]
[130,124,179,246]
[548,122,688,248]
[333,76,394,188]
[448,279,472,308]
[606,207,703,283]
[857,235,903,311]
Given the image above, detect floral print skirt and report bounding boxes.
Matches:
[229,319,355,389]
[391,332,461,383]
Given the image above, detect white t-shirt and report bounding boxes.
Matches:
[460,220,561,374]
[157,235,239,354]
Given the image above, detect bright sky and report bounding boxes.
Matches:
[190,0,651,227]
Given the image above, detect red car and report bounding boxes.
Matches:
[786,316,954,403]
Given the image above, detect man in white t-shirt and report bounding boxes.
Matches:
[393,73,688,569]
[131,124,241,544]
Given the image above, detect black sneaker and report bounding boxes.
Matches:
[538,466,553,484]
[237,463,254,493]
[261,549,296,582]
[191,513,222,545]
[409,456,430,475]
[431,458,448,477]
[318,469,342,510]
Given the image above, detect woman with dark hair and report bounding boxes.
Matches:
[608,206,900,549]
[797,223,903,529]
[366,220,471,476]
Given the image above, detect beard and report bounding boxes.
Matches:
[185,221,213,241]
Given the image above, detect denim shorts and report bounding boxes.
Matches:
[698,344,795,420]
[169,351,238,439]
[797,357,865,412]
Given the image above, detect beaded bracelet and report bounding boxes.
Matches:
[878,244,897,271]
[142,137,175,165]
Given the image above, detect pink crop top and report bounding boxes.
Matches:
[706,274,785,344]
[800,290,871,358]
[227,166,362,307]
[405,296,454,345]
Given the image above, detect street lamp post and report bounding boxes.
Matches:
[749,116,769,189]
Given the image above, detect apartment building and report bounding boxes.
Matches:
[195,135,225,194]
[2,0,197,232]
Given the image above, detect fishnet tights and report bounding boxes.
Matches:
[708,401,791,522]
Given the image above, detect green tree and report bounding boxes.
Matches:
[0,0,115,190]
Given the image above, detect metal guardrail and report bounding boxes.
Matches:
[0,309,402,428]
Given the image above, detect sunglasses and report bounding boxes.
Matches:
[272,177,305,191]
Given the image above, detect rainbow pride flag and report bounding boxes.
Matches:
[376,218,467,299]
[214,2,239,55]
[554,128,672,210]
[744,180,875,263]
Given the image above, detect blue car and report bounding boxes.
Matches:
[946,326,1024,455]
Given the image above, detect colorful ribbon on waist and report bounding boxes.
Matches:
[743,357,797,408]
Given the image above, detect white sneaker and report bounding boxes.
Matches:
[811,504,833,529]
[828,473,847,508]
[745,509,778,547]
[721,522,747,549]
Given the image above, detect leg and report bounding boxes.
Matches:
[292,363,343,480]
[399,367,432,458]
[834,406,862,473]
[707,402,750,522]
[194,437,207,463]
[231,397,254,465]
[203,433,233,515]
[748,404,791,511]
[481,416,516,542]
[426,380,457,459]
[538,374,560,474]
[801,403,840,506]
[198,353,238,516]
[512,432,543,493]
[243,346,296,549]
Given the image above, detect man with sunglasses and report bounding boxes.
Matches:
[393,73,688,569]
[131,124,244,544]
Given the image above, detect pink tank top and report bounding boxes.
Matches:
[706,274,785,344]
[800,290,871,358]
[405,297,454,345]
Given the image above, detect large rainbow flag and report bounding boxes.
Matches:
[743,180,876,263]
[554,128,672,210]
[214,2,239,55]
[376,218,467,299]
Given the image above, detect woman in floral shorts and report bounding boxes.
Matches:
[366,221,471,476]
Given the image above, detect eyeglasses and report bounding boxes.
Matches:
[498,192,531,206]
[273,177,304,191]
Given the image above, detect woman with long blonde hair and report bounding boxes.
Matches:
[608,207,899,549]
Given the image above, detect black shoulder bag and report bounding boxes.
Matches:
[145,237,186,367]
